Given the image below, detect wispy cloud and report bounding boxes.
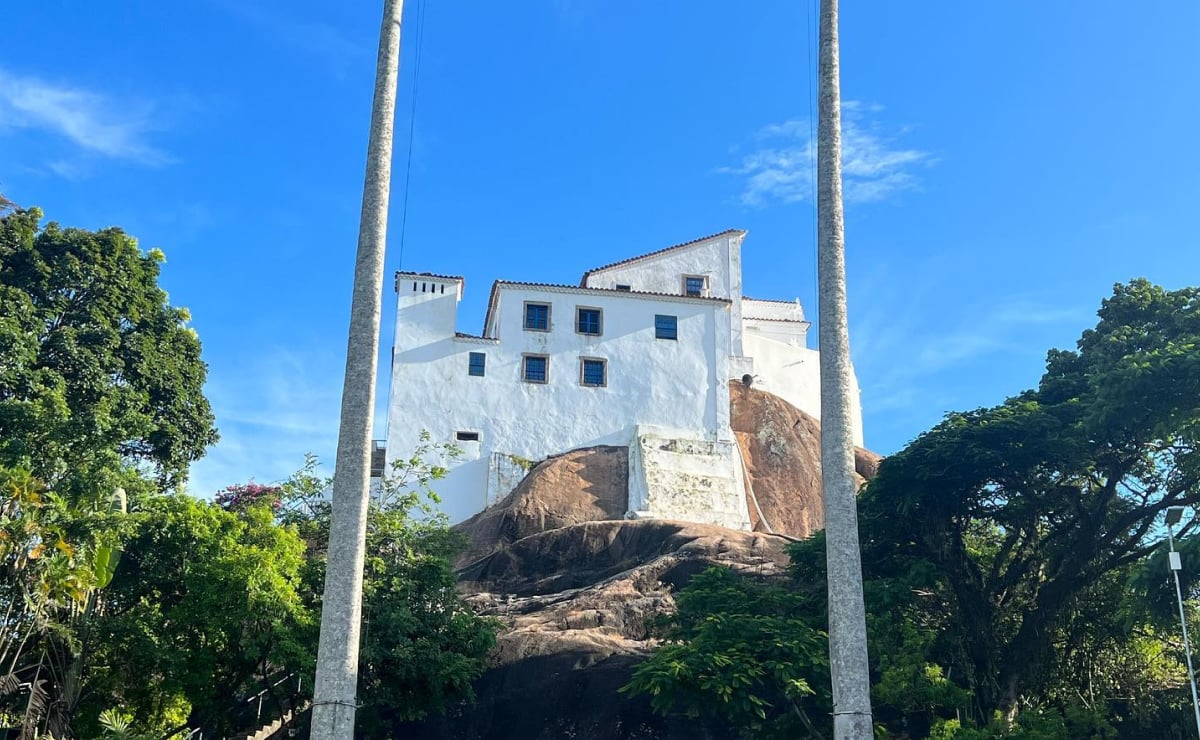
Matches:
[722,101,934,207]
[0,68,170,166]
[187,346,342,498]
[993,301,1092,325]
[552,0,597,27]
[850,261,1096,451]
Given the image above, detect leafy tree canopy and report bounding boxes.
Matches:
[628,280,1200,738]
[0,207,217,494]
[80,493,314,737]
[857,279,1199,720]
[279,444,498,736]
[623,566,829,739]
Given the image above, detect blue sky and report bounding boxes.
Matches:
[2,1,1198,497]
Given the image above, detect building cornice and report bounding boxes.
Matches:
[395,271,465,292]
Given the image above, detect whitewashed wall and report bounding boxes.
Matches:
[742,331,865,447]
[583,231,746,356]
[386,278,733,523]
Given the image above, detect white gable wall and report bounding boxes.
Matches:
[741,331,865,447]
[583,232,747,356]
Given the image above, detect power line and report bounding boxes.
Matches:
[806,0,819,344]
[396,0,428,271]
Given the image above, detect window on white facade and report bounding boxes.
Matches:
[683,275,707,297]
[576,307,602,336]
[580,358,606,387]
[524,302,551,331]
[523,354,549,383]
[655,314,678,340]
[468,352,485,377]
[456,431,480,442]
[615,284,632,292]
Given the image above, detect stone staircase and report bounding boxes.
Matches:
[240,700,310,740]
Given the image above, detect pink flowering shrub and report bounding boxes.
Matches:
[215,482,283,512]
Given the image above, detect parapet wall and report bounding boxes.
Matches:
[627,426,752,530]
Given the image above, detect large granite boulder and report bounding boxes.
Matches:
[731,381,881,539]
[400,386,881,738]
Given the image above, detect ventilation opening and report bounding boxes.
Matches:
[615,284,632,292]
[456,431,480,442]
[369,439,387,477]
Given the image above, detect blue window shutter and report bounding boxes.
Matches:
[525,303,549,330]
[577,308,601,335]
[582,359,606,386]
[523,355,548,382]
[654,314,678,340]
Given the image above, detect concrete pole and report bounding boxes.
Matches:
[1167,526,1200,739]
[310,0,404,736]
[816,0,874,737]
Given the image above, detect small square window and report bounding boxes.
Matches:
[468,352,486,377]
[655,314,678,340]
[456,431,480,442]
[683,275,707,297]
[580,358,606,387]
[524,302,551,331]
[576,307,602,336]
[615,284,632,292]
[523,354,548,383]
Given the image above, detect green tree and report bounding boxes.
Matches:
[631,281,1200,738]
[282,447,498,735]
[0,207,217,495]
[0,463,133,738]
[79,493,314,737]
[857,280,1199,722]
[623,567,830,739]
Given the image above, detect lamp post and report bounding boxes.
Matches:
[1165,505,1200,739]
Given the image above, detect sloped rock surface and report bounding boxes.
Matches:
[405,520,791,739]
[730,381,881,539]
[453,445,628,568]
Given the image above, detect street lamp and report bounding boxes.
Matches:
[1165,505,1200,739]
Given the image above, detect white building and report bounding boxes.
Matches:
[384,230,863,526]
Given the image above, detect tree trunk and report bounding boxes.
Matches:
[310,0,404,737]
[816,0,874,738]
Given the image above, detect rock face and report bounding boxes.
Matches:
[411,520,791,739]
[731,381,881,539]
[453,445,629,568]
[401,386,881,739]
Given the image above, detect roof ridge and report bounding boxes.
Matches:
[395,270,464,281]
[579,229,746,284]
[743,296,801,305]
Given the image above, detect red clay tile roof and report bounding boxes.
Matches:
[578,229,746,286]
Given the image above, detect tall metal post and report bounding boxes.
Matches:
[310,0,405,737]
[816,0,873,737]
[1167,517,1200,739]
